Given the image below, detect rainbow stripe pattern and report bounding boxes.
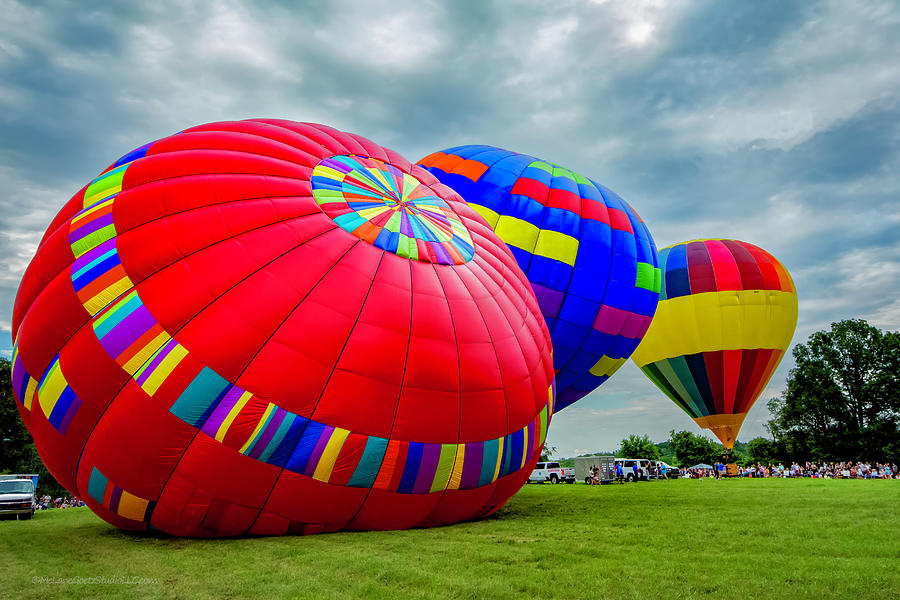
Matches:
[312,155,475,265]
[87,467,154,522]
[68,147,149,315]
[418,146,660,411]
[67,144,190,399]
[11,341,37,411]
[166,366,554,493]
[92,289,175,377]
[36,355,81,434]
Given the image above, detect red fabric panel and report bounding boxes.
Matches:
[721,349,742,414]
[391,263,460,443]
[347,132,391,163]
[149,130,324,167]
[745,349,784,410]
[721,239,765,290]
[733,349,761,413]
[171,239,339,382]
[248,510,290,536]
[348,488,442,531]
[78,381,196,502]
[172,434,279,510]
[738,241,783,291]
[135,216,341,335]
[703,351,726,414]
[116,192,320,284]
[180,121,331,162]
[705,240,743,291]
[607,207,635,233]
[424,484,498,526]
[314,256,411,438]
[316,372,401,439]
[122,150,308,192]
[236,241,375,417]
[737,348,775,414]
[12,224,75,338]
[151,480,216,537]
[264,471,366,526]
[581,198,611,224]
[546,188,582,213]
[114,174,312,242]
[511,178,548,202]
[254,120,351,156]
[686,241,717,294]
[38,184,87,247]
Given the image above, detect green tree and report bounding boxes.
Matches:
[653,441,677,464]
[619,434,661,460]
[745,437,776,465]
[668,430,719,467]
[768,319,899,462]
[0,358,65,497]
[539,443,557,461]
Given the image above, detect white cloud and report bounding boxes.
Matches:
[313,2,444,70]
[653,2,900,152]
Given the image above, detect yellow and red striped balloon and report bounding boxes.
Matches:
[630,239,798,448]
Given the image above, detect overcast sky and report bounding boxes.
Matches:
[2,0,899,456]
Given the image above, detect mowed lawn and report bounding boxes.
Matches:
[1,478,898,600]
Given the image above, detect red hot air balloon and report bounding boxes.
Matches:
[10,120,555,536]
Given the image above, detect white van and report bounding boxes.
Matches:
[615,458,654,482]
[0,475,36,519]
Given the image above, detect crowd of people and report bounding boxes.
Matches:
[735,462,898,479]
[36,494,86,510]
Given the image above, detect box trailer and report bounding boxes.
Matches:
[574,455,616,484]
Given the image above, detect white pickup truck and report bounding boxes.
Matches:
[528,461,576,484]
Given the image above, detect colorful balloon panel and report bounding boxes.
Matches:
[10,120,555,536]
[630,239,798,448]
[417,146,660,412]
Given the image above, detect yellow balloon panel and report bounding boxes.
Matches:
[632,289,798,366]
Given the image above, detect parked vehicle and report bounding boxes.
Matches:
[657,462,681,479]
[614,458,654,481]
[528,461,576,484]
[0,475,37,519]
[574,455,616,484]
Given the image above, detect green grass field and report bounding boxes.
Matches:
[2,478,898,600]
